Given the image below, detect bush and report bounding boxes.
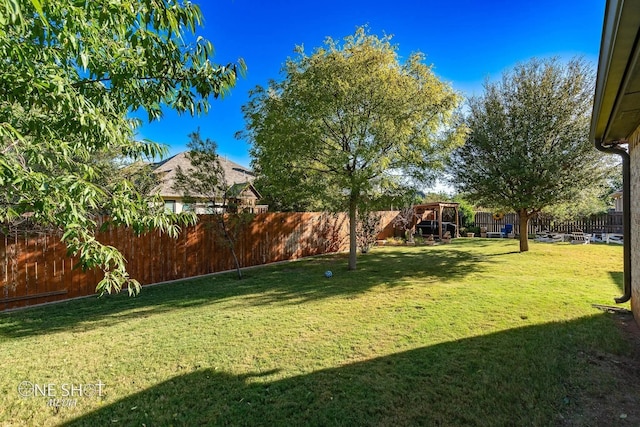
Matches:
[466,225,481,235]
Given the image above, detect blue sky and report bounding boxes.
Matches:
[136,0,606,168]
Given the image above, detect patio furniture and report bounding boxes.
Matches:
[534,231,564,243]
[570,231,591,245]
[441,231,452,244]
[607,234,623,244]
[501,224,514,238]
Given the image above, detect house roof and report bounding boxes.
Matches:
[152,152,256,198]
[591,0,640,143]
[227,182,262,200]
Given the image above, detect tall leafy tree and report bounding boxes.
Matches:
[542,186,609,222]
[0,0,244,294]
[450,57,613,252]
[240,27,463,270]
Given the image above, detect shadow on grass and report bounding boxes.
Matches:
[0,243,494,338]
[609,271,624,294]
[60,314,629,427]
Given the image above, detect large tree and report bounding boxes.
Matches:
[240,27,463,270]
[450,57,614,252]
[0,0,244,294]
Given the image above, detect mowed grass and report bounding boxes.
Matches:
[0,239,630,426]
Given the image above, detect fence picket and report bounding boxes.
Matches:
[0,211,398,311]
[473,211,623,236]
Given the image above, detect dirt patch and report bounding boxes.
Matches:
[558,309,640,426]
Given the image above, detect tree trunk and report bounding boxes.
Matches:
[348,194,358,271]
[518,209,530,252]
[219,215,242,279]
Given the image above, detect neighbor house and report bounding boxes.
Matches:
[612,189,623,212]
[591,0,640,324]
[152,152,267,213]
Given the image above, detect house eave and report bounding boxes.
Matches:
[591,0,640,144]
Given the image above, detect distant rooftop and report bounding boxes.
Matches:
[152,152,255,198]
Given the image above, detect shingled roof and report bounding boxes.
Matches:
[152,152,255,198]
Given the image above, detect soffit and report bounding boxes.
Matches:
[591,0,640,143]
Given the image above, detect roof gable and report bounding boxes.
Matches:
[227,182,262,200]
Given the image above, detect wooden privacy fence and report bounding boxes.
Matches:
[474,211,624,236]
[0,211,398,311]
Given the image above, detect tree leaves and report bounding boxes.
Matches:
[449,57,615,248]
[172,130,251,280]
[240,26,463,269]
[243,27,463,210]
[0,0,242,295]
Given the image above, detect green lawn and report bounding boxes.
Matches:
[0,239,631,426]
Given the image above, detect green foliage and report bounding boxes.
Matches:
[465,225,481,235]
[420,191,454,203]
[599,162,623,210]
[542,186,609,222]
[173,130,252,279]
[453,195,477,227]
[120,161,162,196]
[241,26,464,268]
[450,57,614,250]
[252,174,336,212]
[0,0,244,294]
[173,130,226,205]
